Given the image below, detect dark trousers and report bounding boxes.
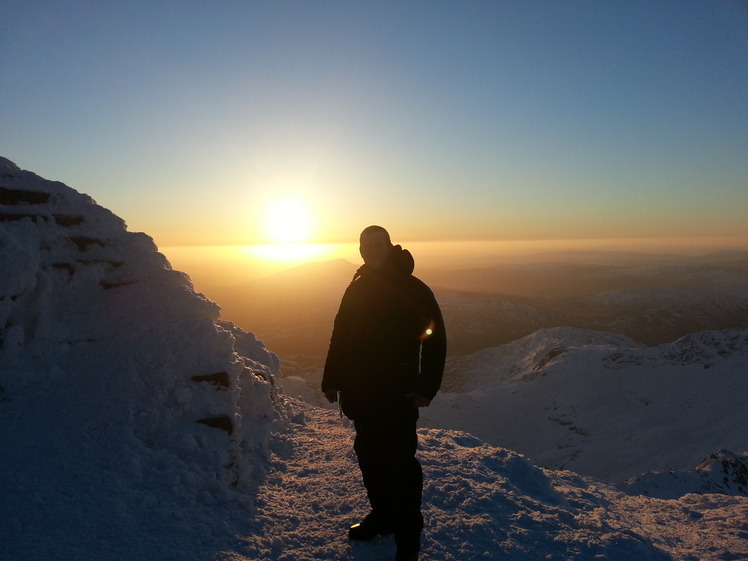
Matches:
[353,410,424,546]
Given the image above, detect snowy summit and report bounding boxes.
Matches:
[1,157,746,560]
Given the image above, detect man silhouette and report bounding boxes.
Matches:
[322,225,447,561]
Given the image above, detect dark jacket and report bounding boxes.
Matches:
[322,245,447,420]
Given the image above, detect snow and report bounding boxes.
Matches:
[236,407,748,561]
[622,449,748,499]
[419,327,748,482]
[1,157,747,560]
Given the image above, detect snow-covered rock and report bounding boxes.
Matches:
[0,157,289,522]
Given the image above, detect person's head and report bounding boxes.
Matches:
[359,225,392,271]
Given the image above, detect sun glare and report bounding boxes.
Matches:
[263,198,313,244]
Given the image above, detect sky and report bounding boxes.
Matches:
[2,0,747,248]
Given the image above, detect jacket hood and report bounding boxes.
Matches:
[388,244,414,275]
[352,244,414,282]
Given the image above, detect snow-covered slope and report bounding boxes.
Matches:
[622,449,748,499]
[2,158,747,561]
[0,157,291,558]
[423,327,748,482]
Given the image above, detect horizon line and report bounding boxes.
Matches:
[158,235,748,250]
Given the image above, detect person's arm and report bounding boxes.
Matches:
[321,286,354,402]
[415,287,447,401]
[411,394,433,407]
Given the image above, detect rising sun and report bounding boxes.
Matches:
[263,197,314,244]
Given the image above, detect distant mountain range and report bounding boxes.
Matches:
[420,249,748,298]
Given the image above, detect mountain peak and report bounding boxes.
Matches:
[0,156,20,170]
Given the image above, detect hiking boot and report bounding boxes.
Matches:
[394,531,420,561]
[348,512,393,540]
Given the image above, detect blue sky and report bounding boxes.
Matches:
[2,1,747,247]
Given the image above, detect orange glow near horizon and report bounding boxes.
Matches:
[241,243,338,263]
[160,235,748,294]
